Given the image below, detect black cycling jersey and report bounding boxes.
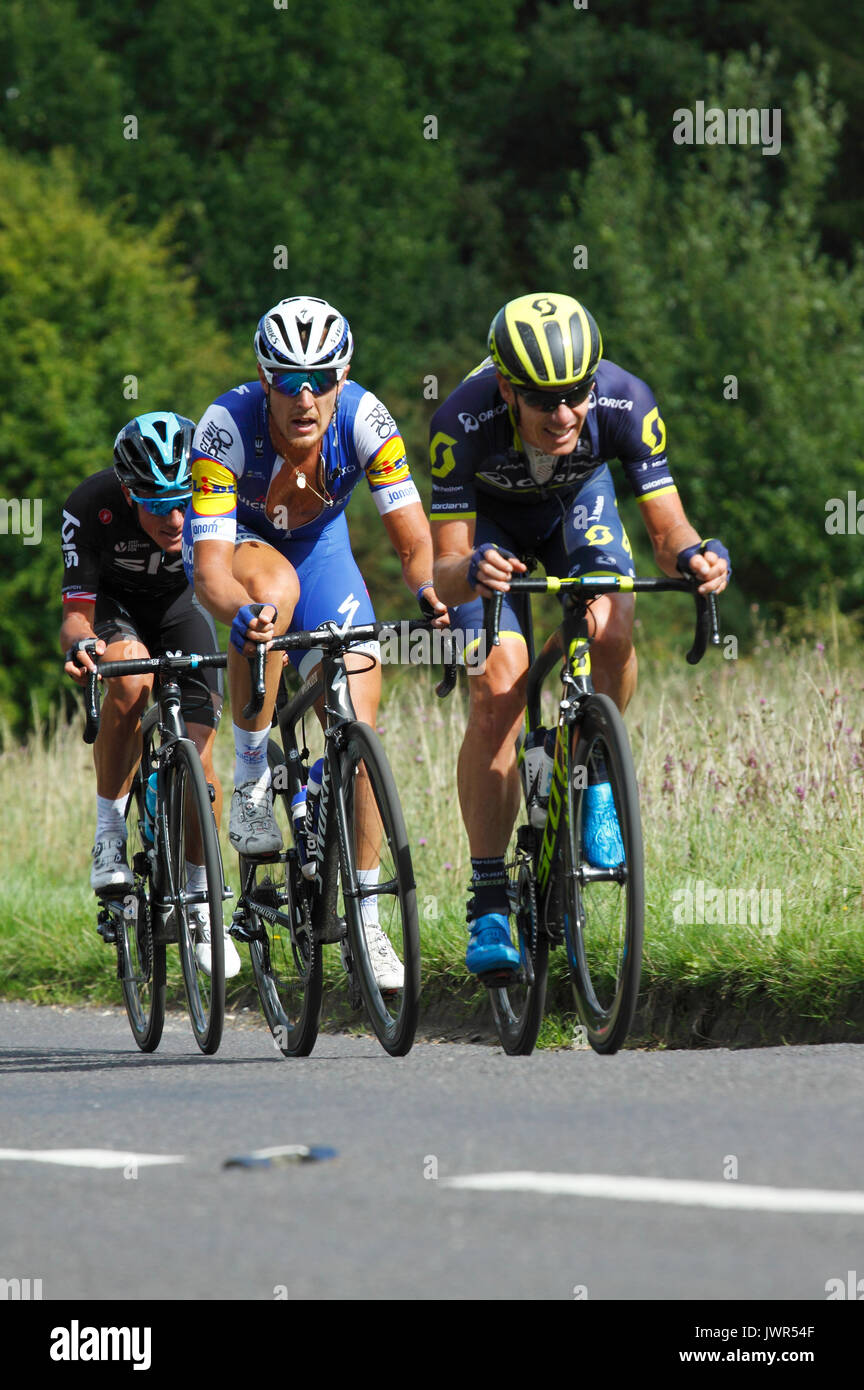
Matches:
[61,468,188,604]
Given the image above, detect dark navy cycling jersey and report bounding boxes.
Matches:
[61,468,188,604]
[428,358,677,528]
[188,379,419,548]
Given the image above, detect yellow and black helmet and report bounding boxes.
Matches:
[488,293,603,388]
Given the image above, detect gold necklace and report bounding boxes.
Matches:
[293,453,333,507]
[268,410,333,509]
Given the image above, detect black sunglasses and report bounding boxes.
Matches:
[516,379,594,412]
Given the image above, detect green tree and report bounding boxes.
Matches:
[0,145,239,730]
[532,54,864,620]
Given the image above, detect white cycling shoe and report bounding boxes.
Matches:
[91,834,133,893]
[190,904,241,979]
[363,921,404,992]
[229,781,283,857]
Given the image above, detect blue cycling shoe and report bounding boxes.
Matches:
[581,781,625,869]
[466,913,520,975]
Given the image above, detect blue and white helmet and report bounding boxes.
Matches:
[254,296,353,380]
[113,411,195,494]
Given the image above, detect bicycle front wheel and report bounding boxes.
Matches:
[563,693,644,1054]
[119,770,166,1052]
[488,826,549,1055]
[338,723,421,1056]
[167,740,226,1055]
[244,739,323,1057]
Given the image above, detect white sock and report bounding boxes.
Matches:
[358,867,380,928]
[233,724,271,792]
[96,794,129,839]
[185,861,207,895]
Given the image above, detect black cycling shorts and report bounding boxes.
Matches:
[93,587,223,730]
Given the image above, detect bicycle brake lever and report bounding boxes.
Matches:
[83,667,102,745]
[243,604,268,719]
[435,628,458,699]
[686,591,720,666]
[482,593,503,651]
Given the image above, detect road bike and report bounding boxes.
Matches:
[83,651,229,1054]
[477,575,719,1055]
[232,620,443,1057]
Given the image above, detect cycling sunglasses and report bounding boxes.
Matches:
[267,368,341,396]
[516,379,595,412]
[130,490,192,516]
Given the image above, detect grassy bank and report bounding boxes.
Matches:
[2,634,863,1048]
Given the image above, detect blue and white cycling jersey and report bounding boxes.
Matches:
[187,379,419,547]
[184,379,420,673]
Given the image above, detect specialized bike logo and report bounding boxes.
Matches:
[672,102,781,157]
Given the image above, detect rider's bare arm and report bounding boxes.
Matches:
[639,492,728,595]
[380,501,447,618]
[432,517,526,604]
[60,599,104,682]
[193,537,258,626]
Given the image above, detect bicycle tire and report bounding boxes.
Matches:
[563,693,644,1054]
[337,722,420,1056]
[488,827,549,1055]
[169,739,226,1054]
[119,768,166,1052]
[244,739,323,1057]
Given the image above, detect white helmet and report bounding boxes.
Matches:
[254,296,353,378]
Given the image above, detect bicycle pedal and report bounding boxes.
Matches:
[96,913,118,946]
[230,919,262,944]
[478,967,519,988]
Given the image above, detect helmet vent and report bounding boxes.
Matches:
[543,320,565,378]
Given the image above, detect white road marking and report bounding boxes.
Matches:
[0,1148,185,1169]
[443,1172,864,1214]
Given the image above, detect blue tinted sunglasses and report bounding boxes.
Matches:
[267,368,340,396]
[130,490,192,516]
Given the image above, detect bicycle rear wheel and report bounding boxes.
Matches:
[119,770,166,1052]
[488,826,549,1055]
[244,740,323,1057]
[168,740,226,1055]
[563,693,644,1054]
[338,723,420,1056]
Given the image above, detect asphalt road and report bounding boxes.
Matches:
[1,1001,862,1302]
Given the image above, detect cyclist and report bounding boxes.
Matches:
[429,293,730,975]
[60,412,238,977]
[185,295,446,990]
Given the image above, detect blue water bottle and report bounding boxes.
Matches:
[143,771,158,843]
